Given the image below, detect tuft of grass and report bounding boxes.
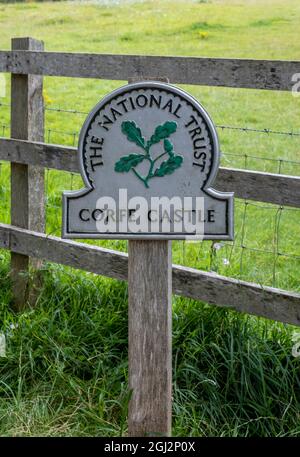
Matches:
[251,18,291,27]
[188,21,226,31]
[120,33,134,42]
[39,16,75,27]
[173,298,300,436]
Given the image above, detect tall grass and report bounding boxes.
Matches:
[0,260,299,436]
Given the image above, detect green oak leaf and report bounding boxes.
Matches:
[114,153,145,172]
[121,121,145,149]
[148,121,177,147]
[163,139,174,157]
[154,154,183,177]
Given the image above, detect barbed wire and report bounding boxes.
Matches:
[45,106,88,116]
[216,124,300,137]
[43,105,300,137]
[221,152,300,166]
[1,101,300,137]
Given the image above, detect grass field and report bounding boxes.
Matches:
[0,0,300,436]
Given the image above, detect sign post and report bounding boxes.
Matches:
[62,81,234,436]
[128,240,172,436]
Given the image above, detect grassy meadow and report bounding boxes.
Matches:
[0,0,299,436]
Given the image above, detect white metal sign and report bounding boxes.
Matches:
[62,82,233,239]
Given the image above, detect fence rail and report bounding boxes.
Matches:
[0,39,299,322]
[0,138,299,207]
[0,222,299,326]
[1,50,300,91]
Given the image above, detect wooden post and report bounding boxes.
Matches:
[128,240,172,436]
[10,37,45,311]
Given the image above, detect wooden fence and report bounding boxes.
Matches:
[0,37,299,323]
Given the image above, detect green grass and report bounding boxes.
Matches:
[1,261,300,436]
[0,0,300,436]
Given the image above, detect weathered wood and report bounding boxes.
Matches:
[0,223,299,326]
[10,37,45,310]
[128,241,172,437]
[0,50,300,91]
[0,138,78,173]
[172,265,300,327]
[215,167,300,208]
[0,223,128,279]
[1,138,299,207]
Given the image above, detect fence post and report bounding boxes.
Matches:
[10,37,45,311]
[128,240,172,437]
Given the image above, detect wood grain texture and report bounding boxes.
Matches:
[0,223,299,326]
[172,265,300,326]
[10,37,45,310]
[0,138,299,207]
[128,241,172,437]
[1,51,300,90]
[215,167,300,207]
[0,138,78,173]
[0,223,128,280]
